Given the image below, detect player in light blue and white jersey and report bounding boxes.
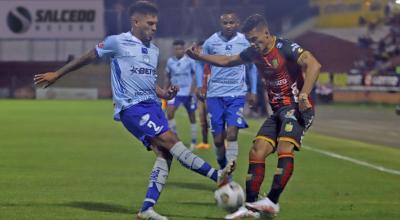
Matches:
[164,40,198,150]
[33,2,234,220]
[198,11,258,171]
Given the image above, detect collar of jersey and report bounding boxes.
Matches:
[264,36,277,55]
[173,56,186,61]
[217,31,239,42]
[128,31,149,47]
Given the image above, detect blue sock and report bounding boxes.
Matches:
[140,157,169,212]
[215,145,227,169]
[191,123,197,144]
[170,141,218,182]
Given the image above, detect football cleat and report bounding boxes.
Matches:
[196,143,210,149]
[137,207,168,220]
[224,206,260,219]
[246,197,280,218]
[217,160,236,187]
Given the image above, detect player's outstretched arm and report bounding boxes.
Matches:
[34,49,98,88]
[297,51,321,111]
[186,46,246,67]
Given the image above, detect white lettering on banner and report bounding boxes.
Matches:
[347,74,363,86]
[0,0,104,39]
[371,76,399,87]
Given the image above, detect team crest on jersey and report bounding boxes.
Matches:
[285,109,297,120]
[272,59,279,68]
[284,122,293,132]
[141,47,148,54]
[143,55,150,63]
[225,45,232,50]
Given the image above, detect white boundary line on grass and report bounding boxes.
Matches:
[239,130,400,176]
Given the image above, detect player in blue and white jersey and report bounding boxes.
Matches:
[198,11,258,171]
[164,40,198,150]
[33,2,234,220]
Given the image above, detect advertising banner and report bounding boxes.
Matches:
[0,0,104,39]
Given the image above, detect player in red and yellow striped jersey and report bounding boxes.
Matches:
[187,14,321,219]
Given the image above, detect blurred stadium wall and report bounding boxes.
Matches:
[0,0,398,105]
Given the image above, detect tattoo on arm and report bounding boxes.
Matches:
[56,49,98,77]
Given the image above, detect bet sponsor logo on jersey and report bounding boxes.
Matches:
[130,65,156,76]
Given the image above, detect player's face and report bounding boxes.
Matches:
[245,26,272,54]
[220,14,239,38]
[132,14,158,43]
[174,45,185,58]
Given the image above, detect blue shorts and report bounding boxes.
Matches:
[206,96,248,135]
[120,100,169,150]
[167,95,197,113]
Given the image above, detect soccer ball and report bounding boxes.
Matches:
[214,181,245,212]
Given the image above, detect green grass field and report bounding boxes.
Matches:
[0,100,399,220]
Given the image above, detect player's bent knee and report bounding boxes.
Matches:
[153,130,179,149]
[249,139,274,159]
[276,141,295,155]
[226,127,238,141]
[213,134,225,147]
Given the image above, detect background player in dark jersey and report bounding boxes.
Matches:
[187,14,321,219]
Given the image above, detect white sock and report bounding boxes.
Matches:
[141,157,169,212]
[169,141,216,179]
[191,123,197,144]
[226,141,239,162]
[168,119,176,133]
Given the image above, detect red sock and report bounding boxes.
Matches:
[267,153,294,204]
[245,161,265,202]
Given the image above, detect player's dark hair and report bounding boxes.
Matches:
[128,1,158,17]
[242,14,268,33]
[221,10,237,16]
[172,40,185,46]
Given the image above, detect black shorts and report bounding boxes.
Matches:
[254,104,314,151]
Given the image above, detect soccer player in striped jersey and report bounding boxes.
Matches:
[187,14,321,219]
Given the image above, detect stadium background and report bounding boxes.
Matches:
[0,0,399,220]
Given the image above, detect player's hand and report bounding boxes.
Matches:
[186,43,201,60]
[248,93,257,108]
[34,72,60,88]
[298,93,312,112]
[164,85,179,100]
[196,87,206,102]
[300,107,314,130]
[298,93,314,130]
